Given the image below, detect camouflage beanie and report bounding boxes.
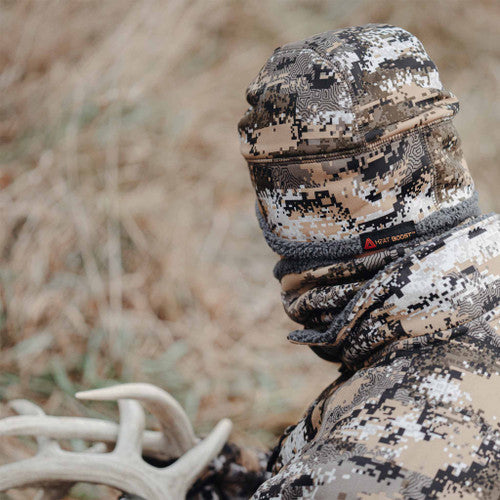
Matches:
[238,24,479,260]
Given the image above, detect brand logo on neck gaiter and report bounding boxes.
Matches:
[361,222,417,252]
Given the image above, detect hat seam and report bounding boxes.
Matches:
[245,116,453,166]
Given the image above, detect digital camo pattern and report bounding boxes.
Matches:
[280,243,413,328]
[214,23,499,500]
[189,215,500,499]
[251,214,500,499]
[331,215,500,370]
[285,215,500,363]
[238,24,457,159]
[248,121,473,243]
[240,24,474,244]
[187,443,270,499]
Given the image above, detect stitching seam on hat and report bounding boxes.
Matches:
[246,117,454,166]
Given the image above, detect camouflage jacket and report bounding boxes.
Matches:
[192,212,500,499]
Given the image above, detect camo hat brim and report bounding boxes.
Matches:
[238,24,479,259]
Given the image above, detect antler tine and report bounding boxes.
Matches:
[8,399,60,455]
[0,385,233,499]
[164,418,233,498]
[113,399,145,457]
[9,399,45,416]
[8,400,46,448]
[0,420,230,499]
[7,400,72,499]
[77,383,197,457]
[0,415,168,458]
[0,450,161,498]
[1,398,159,498]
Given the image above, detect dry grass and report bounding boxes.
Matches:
[0,1,498,498]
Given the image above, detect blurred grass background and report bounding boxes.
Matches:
[0,0,498,498]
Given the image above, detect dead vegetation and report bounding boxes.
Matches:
[0,1,498,498]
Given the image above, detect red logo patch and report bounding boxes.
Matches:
[364,238,377,250]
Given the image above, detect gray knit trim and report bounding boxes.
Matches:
[287,211,495,348]
[256,204,362,260]
[274,238,407,281]
[257,192,480,264]
[273,192,481,280]
[417,192,480,235]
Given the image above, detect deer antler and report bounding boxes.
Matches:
[0,383,232,499]
[0,413,168,459]
[1,383,197,461]
[4,399,107,499]
[76,383,198,457]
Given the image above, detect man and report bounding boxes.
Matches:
[191,23,499,499]
[2,22,498,500]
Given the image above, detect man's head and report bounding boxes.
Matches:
[238,24,478,260]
